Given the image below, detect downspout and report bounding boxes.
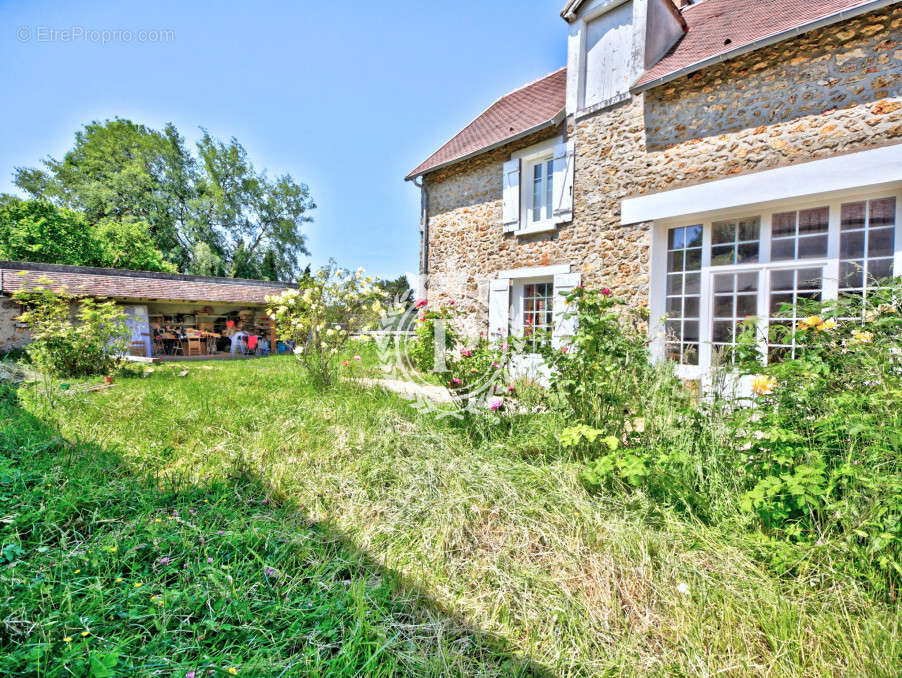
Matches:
[412,176,428,298]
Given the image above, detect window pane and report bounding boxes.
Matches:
[683,296,700,318]
[738,272,758,292]
[711,244,734,266]
[532,163,542,222]
[684,248,702,271]
[771,269,795,291]
[545,159,554,220]
[712,321,733,343]
[689,348,703,365]
[712,220,735,245]
[870,197,896,227]
[868,258,894,283]
[668,227,684,250]
[839,260,864,289]
[667,250,683,272]
[797,234,828,259]
[841,201,866,230]
[771,238,795,261]
[667,273,683,295]
[737,241,760,263]
[739,218,760,242]
[685,225,703,248]
[714,274,734,293]
[772,211,796,237]
[868,228,894,258]
[713,295,733,317]
[736,294,758,318]
[841,231,865,258]
[799,207,828,234]
[797,269,822,290]
[684,273,701,295]
[666,296,682,315]
[665,319,682,341]
[770,293,794,314]
[665,343,681,361]
[683,320,699,342]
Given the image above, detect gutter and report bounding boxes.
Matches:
[413,176,429,294]
[404,109,566,182]
[631,0,897,93]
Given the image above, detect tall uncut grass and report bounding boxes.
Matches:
[1,347,899,676]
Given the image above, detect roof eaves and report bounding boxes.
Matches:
[405,110,565,181]
[0,260,295,288]
[631,0,894,93]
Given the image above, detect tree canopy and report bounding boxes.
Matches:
[13,118,314,280]
[0,196,175,272]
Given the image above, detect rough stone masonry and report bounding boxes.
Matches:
[422,7,902,337]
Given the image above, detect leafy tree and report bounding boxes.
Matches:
[0,196,174,272]
[92,218,177,272]
[14,119,314,280]
[0,196,97,265]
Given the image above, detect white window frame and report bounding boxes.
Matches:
[511,137,562,235]
[649,186,902,380]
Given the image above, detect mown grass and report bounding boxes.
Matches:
[2,346,900,676]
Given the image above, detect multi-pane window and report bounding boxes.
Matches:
[659,193,897,373]
[530,159,554,223]
[665,225,702,365]
[767,267,823,361]
[771,207,828,261]
[839,197,896,301]
[711,217,760,266]
[711,272,759,363]
[522,282,553,350]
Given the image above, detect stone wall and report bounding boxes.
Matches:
[423,7,902,336]
[0,295,29,353]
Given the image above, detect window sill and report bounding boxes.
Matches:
[516,222,558,237]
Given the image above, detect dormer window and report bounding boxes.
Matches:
[564,0,685,117]
[583,2,634,110]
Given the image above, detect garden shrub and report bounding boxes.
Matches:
[408,300,460,374]
[13,283,129,377]
[539,286,653,437]
[266,264,383,388]
[563,278,902,598]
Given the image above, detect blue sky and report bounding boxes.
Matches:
[0,1,566,280]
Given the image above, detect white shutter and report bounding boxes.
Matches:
[552,271,580,346]
[502,158,521,232]
[487,278,510,341]
[553,141,574,224]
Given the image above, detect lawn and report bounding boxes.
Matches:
[1,347,900,676]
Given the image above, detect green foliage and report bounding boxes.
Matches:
[91,217,177,272]
[14,118,315,280]
[0,196,98,265]
[0,196,175,272]
[267,264,383,388]
[12,283,129,377]
[409,302,460,374]
[539,287,652,437]
[566,278,902,598]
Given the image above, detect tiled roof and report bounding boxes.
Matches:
[0,261,292,304]
[634,0,887,89]
[406,67,567,179]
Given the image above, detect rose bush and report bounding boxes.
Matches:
[266,264,383,387]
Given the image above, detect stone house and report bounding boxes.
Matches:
[0,260,292,357]
[406,0,902,380]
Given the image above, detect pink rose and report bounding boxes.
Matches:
[561,346,569,354]
[353,355,361,361]
[415,299,428,308]
[601,287,612,296]
[489,398,503,411]
[450,377,462,386]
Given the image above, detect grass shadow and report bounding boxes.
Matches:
[0,382,551,677]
